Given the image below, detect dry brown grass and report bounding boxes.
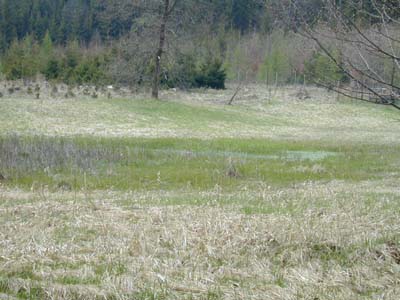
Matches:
[1,84,400,299]
[1,179,399,299]
[1,84,399,144]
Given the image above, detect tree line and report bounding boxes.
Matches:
[0,0,399,104]
[2,0,373,51]
[0,0,282,52]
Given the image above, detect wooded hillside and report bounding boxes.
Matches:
[0,0,399,101]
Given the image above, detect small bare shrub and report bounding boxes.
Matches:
[51,85,58,97]
[83,87,90,96]
[65,86,75,98]
[294,89,310,100]
[57,181,72,191]
[226,158,240,178]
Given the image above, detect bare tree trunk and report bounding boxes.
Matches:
[152,0,170,99]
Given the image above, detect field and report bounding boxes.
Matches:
[0,85,400,300]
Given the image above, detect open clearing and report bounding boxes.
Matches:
[0,85,400,299]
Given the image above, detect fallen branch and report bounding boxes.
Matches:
[227,81,243,105]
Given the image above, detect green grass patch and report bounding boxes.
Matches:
[1,135,399,192]
[16,285,46,300]
[0,277,10,294]
[93,261,128,277]
[5,265,41,281]
[55,275,100,286]
[110,97,283,127]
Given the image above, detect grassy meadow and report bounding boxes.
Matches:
[0,85,399,299]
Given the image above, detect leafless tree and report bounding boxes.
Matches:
[151,0,179,99]
[291,0,400,110]
[128,0,212,99]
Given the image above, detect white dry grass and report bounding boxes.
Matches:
[0,179,400,299]
[1,84,400,299]
[1,84,399,144]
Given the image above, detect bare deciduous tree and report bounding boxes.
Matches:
[291,0,400,110]
[152,0,179,99]
[130,0,211,99]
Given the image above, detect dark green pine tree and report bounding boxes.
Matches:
[1,0,18,47]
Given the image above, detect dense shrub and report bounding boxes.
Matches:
[1,35,107,85]
[44,55,107,85]
[162,54,198,89]
[44,59,60,80]
[195,60,226,89]
[305,51,349,84]
[162,56,226,90]
[1,33,225,90]
[2,37,39,80]
[74,57,107,85]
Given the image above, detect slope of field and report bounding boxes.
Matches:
[1,85,399,143]
[0,85,399,300]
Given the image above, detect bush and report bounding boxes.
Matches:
[1,36,108,85]
[305,51,348,84]
[6,67,23,80]
[161,54,198,89]
[161,56,226,90]
[2,37,39,80]
[74,57,106,85]
[195,60,226,90]
[258,48,291,85]
[44,59,60,80]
